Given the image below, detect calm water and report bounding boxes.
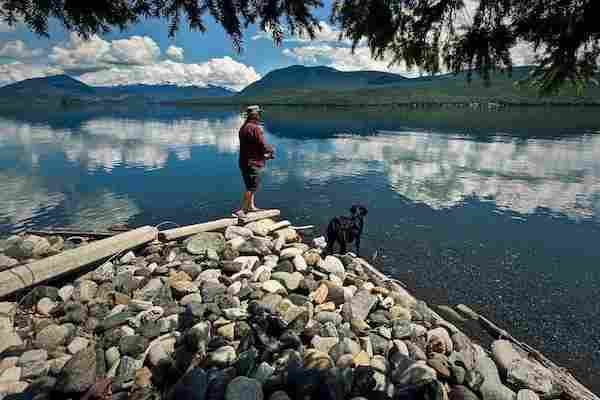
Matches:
[1,105,599,389]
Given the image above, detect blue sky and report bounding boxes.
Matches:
[0,0,410,90]
[0,0,536,90]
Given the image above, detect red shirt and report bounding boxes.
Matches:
[239,119,271,168]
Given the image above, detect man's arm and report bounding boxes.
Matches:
[254,125,274,157]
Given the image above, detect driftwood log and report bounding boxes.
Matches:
[238,209,281,224]
[0,226,158,298]
[158,218,238,242]
[26,228,118,239]
[456,304,599,400]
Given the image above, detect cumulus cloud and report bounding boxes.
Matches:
[0,62,63,86]
[0,40,43,59]
[49,33,160,73]
[253,21,349,44]
[283,45,414,75]
[79,57,259,90]
[103,36,160,65]
[166,45,184,62]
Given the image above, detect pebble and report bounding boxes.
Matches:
[225,376,263,400]
[18,349,47,366]
[67,337,90,355]
[303,350,333,370]
[0,367,20,383]
[209,346,237,367]
[36,297,57,316]
[261,280,287,295]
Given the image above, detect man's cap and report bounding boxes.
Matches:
[246,105,262,113]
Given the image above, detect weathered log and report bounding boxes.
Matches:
[239,209,281,224]
[158,218,238,242]
[0,226,158,298]
[26,228,117,239]
[265,220,291,234]
[463,306,599,400]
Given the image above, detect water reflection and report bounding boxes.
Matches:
[1,107,600,231]
[289,132,600,220]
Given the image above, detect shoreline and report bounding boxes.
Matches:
[0,211,597,399]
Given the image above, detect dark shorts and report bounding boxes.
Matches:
[241,164,264,192]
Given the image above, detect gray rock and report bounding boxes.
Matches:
[36,324,70,350]
[120,335,148,357]
[269,391,291,400]
[92,261,116,283]
[186,232,226,255]
[329,338,361,361]
[312,336,340,354]
[262,280,287,295]
[58,285,74,302]
[238,237,272,257]
[208,346,237,368]
[105,347,121,367]
[187,321,212,352]
[452,332,477,371]
[225,376,263,400]
[517,389,540,400]
[320,256,345,278]
[449,385,480,400]
[55,345,97,393]
[271,272,303,291]
[18,349,47,366]
[404,340,427,361]
[252,362,275,384]
[348,290,378,321]
[73,280,99,303]
[316,311,342,325]
[116,355,143,382]
[169,368,208,400]
[181,293,203,306]
[392,321,413,339]
[475,356,516,400]
[391,362,437,386]
[507,358,555,395]
[491,340,521,372]
[226,226,254,240]
[20,361,49,379]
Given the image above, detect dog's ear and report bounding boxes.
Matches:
[350,205,358,215]
[359,206,368,216]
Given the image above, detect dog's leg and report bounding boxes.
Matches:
[355,236,361,256]
[339,240,347,255]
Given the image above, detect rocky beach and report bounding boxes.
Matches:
[0,212,594,400]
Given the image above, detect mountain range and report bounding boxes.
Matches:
[1,65,599,107]
[0,75,235,106]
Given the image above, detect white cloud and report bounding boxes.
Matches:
[283,45,414,75]
[166,45,184,62]
[49,33,111,73]
[0,40,43,59]
[0,62,63,86]
[103,36,160,65]
[78,57,259,90]
[49,33,160,73]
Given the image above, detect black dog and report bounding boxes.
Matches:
[326,205,368,256]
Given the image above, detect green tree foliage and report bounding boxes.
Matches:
[1,0,598,94]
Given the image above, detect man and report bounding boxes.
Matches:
[235,105,274,216]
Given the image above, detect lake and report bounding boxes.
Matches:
[1,105,599,390]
